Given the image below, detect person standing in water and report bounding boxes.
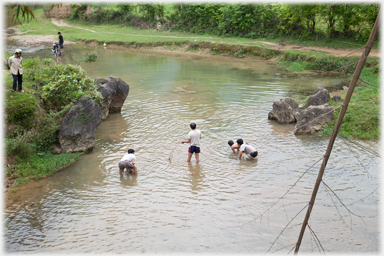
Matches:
[181,122,202,162]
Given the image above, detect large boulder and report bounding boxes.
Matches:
[294,104,334,135]
[95,76,129,120]
[58,96,102,153]
[268,97,299,123]
[304,88,330,108]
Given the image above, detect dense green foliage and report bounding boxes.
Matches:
[69,3,379,43]
[6,92,37,129]
[38,64,102,109]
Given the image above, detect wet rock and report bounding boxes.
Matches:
[333,95,342,101]
[268,97,299,123]
[95,76,130,120]
[294,104,334,135]
[59,96,102,153]
[304,88,330,108]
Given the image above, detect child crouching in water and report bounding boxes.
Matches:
[118,149,138,175]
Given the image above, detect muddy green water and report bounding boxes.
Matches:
[4,45,380,253]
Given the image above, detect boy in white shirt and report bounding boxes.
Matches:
[118,149,138,174]
[237,139,258,160]
[181,122,202,163]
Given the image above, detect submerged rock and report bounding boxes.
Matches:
[95,76,130,120]
[59,96,102,153]
[304,87,330,108]
[268,97,299,123]
[294,104,334,135]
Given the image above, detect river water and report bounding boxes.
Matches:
[4,45,380,253]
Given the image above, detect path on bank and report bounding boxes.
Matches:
[51,18,380,58]
[9,18,381,58]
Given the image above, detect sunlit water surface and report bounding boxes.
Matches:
[4,45,380,254]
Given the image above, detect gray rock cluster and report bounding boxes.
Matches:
[56,77,130,153]
[268,87,339,135]
[95,77,130,120]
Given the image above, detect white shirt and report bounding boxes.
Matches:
[120,153,135,162]
[188,130,201,147]
[8,56,23,75]
[240,144,256,154]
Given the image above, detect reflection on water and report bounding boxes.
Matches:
[4,45,380,254]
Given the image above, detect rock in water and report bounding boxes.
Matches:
[304,88,330,108]
[268,97,299,123]
[59,96,102,152]
[294,104,334,134]
[95,76,130,120]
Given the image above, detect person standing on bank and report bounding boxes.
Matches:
[237,139,258,160]
[181,122,202,163]
[8,49,23,93]
[58,32,64,55]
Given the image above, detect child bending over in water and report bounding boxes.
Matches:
[118,149,138,174]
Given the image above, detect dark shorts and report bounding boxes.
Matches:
[188,146,200,154]
[118,160,134,170]
[250,151,258,158]
[59,43,64,49]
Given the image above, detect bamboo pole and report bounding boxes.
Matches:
[294,10,380,254]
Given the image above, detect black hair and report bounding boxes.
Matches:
[58,32,61,34]
[236,139,243,145]
[228,140,234,146]
[190,122,196,129]
[128,149,134,154]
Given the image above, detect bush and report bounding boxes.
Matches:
[36,64,102,109]
[6,92,37,129]
[6,135,33,159]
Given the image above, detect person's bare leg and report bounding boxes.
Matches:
[187,152,193,162]
[195,153,200,163]
[133,166,138,175]
[119,168,123,174]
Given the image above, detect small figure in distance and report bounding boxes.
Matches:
[118,149,138,175]
[58,32,64,55]
[237,139,258,160]
[228,140,240,153]
[181,122,202,163]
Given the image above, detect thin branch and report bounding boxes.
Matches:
[323,182,352,231]
[269,242,297,254]
[346,185,380,206]
[266,204,309,253]
[308,224,325,254]
[241,157,323,228]
[340,136,372,178]
[322,181,377,220]
[338,134,380,157]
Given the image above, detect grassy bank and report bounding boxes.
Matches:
[4,47,100,191]
[4,71,84,191]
